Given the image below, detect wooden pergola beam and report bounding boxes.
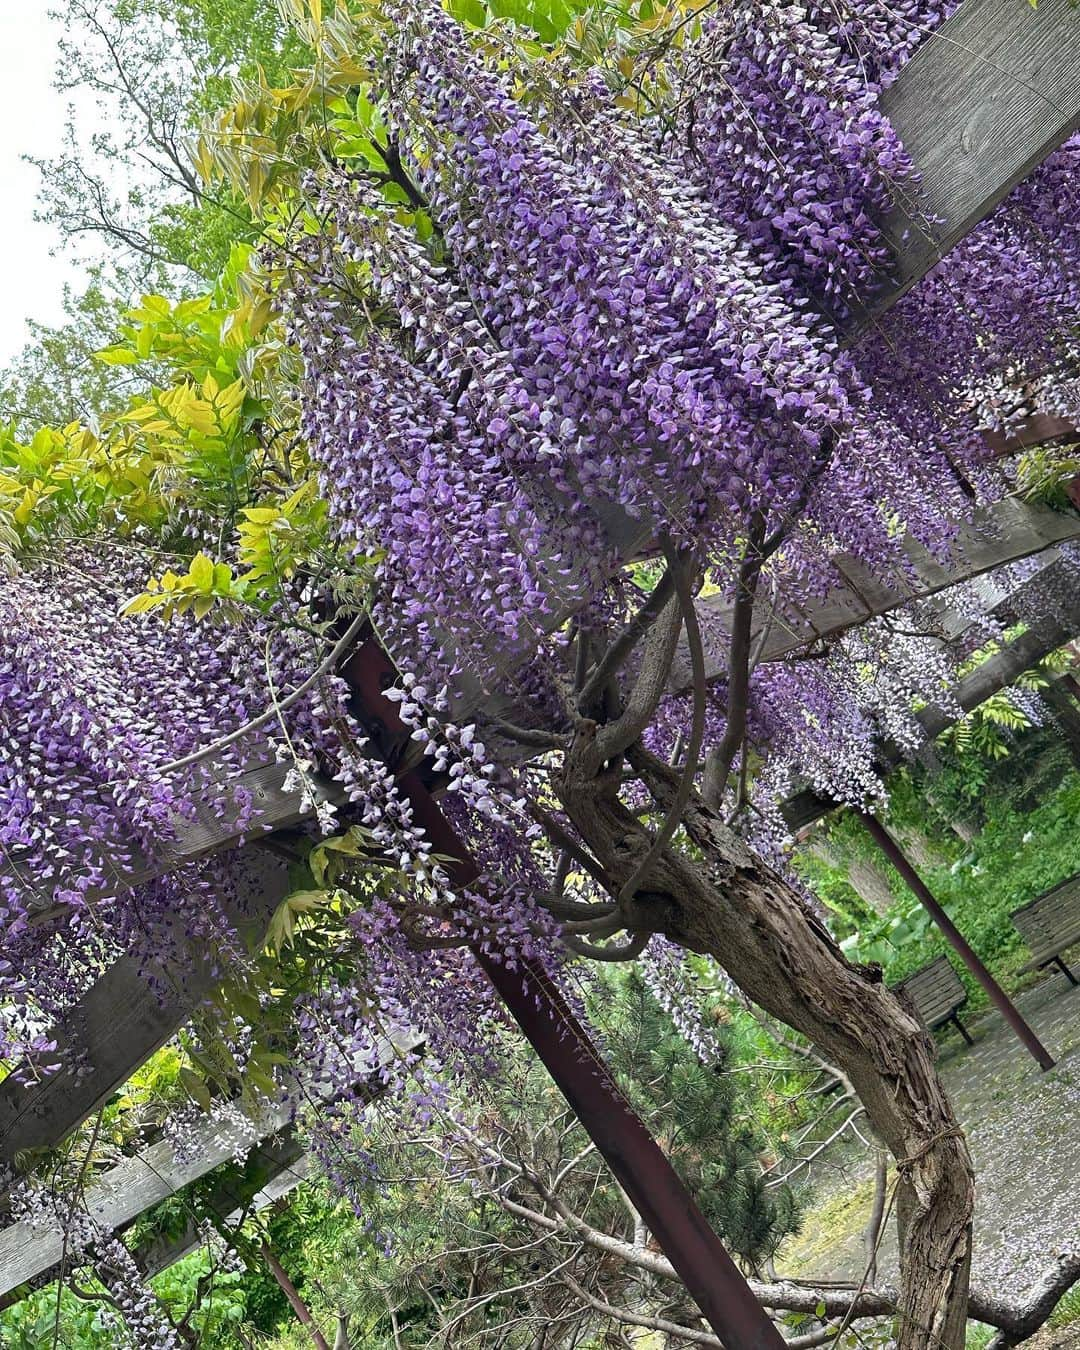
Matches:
[0,849,293,1175]
[668,497,1080,693]
[781,611,1080,834]
[137,1151,311,1280]
[981,415,1078,460]
[0,1031,420,1299]
[868,0,1080,315]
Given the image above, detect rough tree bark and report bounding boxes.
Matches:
[555,730,975,1350]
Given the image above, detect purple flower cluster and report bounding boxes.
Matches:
[0,546,365,1070]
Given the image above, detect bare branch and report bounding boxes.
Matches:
[704,513,766,808]
[481,714,569,751]
[561,1272,725,1349]
[863,1151,889,1284]
[562,931,650,963]
[530,807,613,892]
[486,1147,1080,1345]
[577,567,677,713]
[616,540,707,909]
[538,893,617,924]
[594,557,694,764]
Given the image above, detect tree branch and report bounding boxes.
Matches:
[577,567,677,713]
[704,514,766,808]
[530,808,612,892]
[496,1175,1080,1341]
[562,931,650,962]
[593,558,692,765]
[616,541,707,909]
[561,1272,725,1349]
[481,714,570,751]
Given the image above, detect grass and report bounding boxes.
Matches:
[1050,1284,1080,1330]
[776,1172,880,1276]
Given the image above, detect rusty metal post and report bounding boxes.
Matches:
[858,812,1055,1071]
[343,639,786,1350]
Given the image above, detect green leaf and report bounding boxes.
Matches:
[188,551,215,592]
[450,0,487,26]
[179,1067,212,1112]
[94,345,140,367]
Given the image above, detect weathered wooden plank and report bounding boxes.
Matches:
[780,611,1080,834]
[668,497,1080,692]
[0,849,292,1175]
[137,1151,311,1280]
[981,414,1078,460]
[868,0,1080,314]
[16,756,343,928]
[0,1031,421,1298]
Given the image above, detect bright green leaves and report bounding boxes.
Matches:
[96,282,278,389]
[1014,441,1080,506]
[120,372,249,445]
[178,1065,214,1112]
[123,552,241,622]
[308,824,378,886]
[0,421,109,559]
[326,88,388,168]
[266,887,337,954]
[120,473,357,621]
[1,253,291,563]
[237,477,330,586]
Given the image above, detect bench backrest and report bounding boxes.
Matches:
[1012,874,1080,956]
[893,955,966,1027]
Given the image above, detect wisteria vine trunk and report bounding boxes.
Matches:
[556,737,974,1350]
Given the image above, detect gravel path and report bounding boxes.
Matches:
[777,970,1080,1301]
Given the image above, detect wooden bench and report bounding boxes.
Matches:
[1011,876,1080,986]
[892,956,973,1045]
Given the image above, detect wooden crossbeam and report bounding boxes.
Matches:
[0,849,292,1175]
[668,497,1080,693]
[137,1151,311,1280]
[868,0,1080,315]
[981,415,1078,460]
[17,758,342,927]
[780,611,1080,834]
[0,1031,421,1299]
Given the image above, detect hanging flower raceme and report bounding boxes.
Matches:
[0,545,373,1068]
[285,0,1000,720]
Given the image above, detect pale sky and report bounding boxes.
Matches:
[0,3,84,365]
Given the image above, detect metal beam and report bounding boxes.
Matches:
[341,638,787,1350]
[859,813,1056,1070]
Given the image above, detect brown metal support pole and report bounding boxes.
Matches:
[343,639,786,1350]
[858,811,1055,1071]
[259,1242,331,1350]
